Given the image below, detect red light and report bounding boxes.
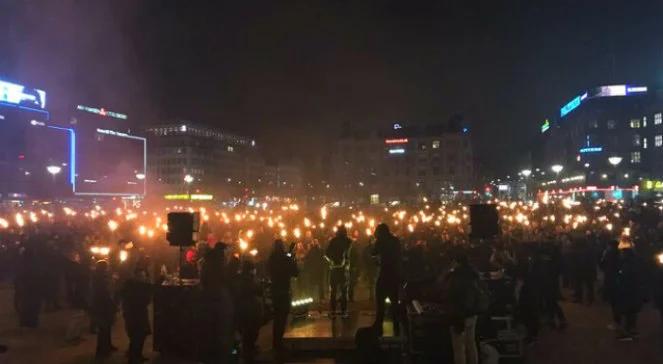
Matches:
[18,154,25,160]
[385,138,409,144]
[99,108,106,116]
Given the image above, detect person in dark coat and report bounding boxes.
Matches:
[444,252,481,364]
[268,239,298,361]
[303,240,325,301]
[236,260,263,363]
[121,257,152,364]
[325,227,352,316]
[361,241,377,302]
[371,223,402,336]
[599,240,620,305]
[15,244,43,328]
[613,248,643,340]
[199,242,234,363]
[91,260,116,358]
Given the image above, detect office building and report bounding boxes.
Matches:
[331,121,475,202]
[538,84,663,198]
[145,122,261,199]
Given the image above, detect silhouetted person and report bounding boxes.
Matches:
[572,236,596,304]
[600,240,620,308]
[121,258,152,364]
[304,241,325,301]
[326,227,352,315]
[15,245,43,328]
[268,239,298,361]
[348,239,361,303]
[445,252,481,364]
[371,223,402,335]
[236,260,263,363]
[362,241,377,302]
[613,248,643,340]
[91,260,116,359]
[199,242,234,363]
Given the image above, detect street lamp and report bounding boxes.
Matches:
[551,164,564,175]
[135,173,146,180]
[46,165,62,176]
[183,174,194,184]
[608,156,623,166]
[521,169,532,178]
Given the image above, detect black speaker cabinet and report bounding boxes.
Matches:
[469,204,499,239]
[166,212,199,246]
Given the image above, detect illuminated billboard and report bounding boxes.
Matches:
[0,79,47,111]
[541,119,550,133]
[560,96,582,117]
[560,84,648,118]
[75,128,146,196]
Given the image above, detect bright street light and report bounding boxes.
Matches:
[521,169,532,178]
[608,156,623,166]
[184,174,194,184]
[135,173,146,180]
[551,164,563,175]
[46,165,62,175]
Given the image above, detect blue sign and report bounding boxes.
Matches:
[0,79,46,110]
[560,96,582,117]
[579,147,603,153]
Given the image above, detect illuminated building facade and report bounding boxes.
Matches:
[145,122,262,198]
[67,104,146,197]
[332,122,475,202]
[0,78,75,199]
[539,84,663,198]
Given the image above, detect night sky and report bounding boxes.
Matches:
[1,0,662,176]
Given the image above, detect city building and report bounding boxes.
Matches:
[538,84,663,199]
[331,121,475,203]
[66,104,146,197]
[0,78,74,199]
[145,122,261,200]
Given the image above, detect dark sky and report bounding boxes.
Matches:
[1,0,662,175]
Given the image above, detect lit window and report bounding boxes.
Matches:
[630,119,641,128]
[227,146,234,152]
[589,120,599,128]
[656,135,662,147]
[643,117,647,127]
[630,151,641,164]
[656,113,663,125]
[643,137,648,149]
[633,134,641,146]
[432,140,440,149]
[607,120,616,129]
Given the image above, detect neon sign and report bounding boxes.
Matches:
[77,105,127,120]
[541,119,550,133]
[642,179,663,191]
[385,138,408,144]
[560,96,582,117]
[164,194,214,201]
[0,79,47,110]
[579,147,603,153]
[388,148,405,154]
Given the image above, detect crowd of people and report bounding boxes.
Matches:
[0,197,662,363]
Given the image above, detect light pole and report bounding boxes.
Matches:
[184,174,194,197]
[46,165,62,186]
[608,156,623,189]
[521,169,532,199]
[551,164,563,176]
[608,156,622,167]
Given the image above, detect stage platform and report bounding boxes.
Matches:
[283,310,402,352]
